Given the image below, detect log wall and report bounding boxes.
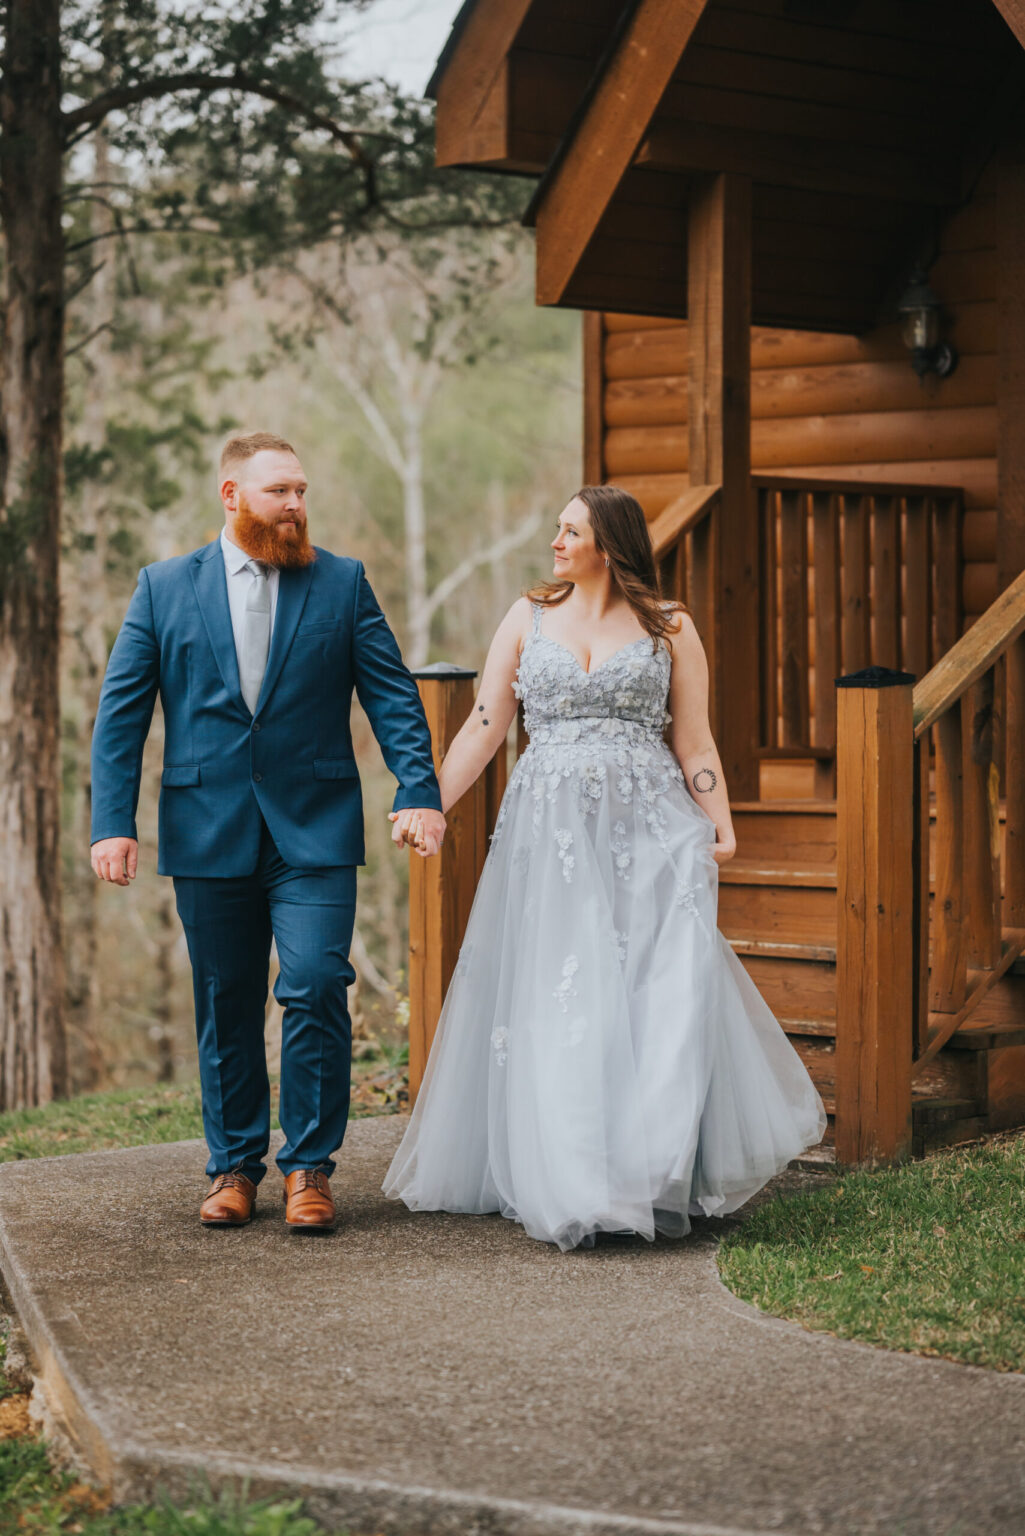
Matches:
[598,160,1000,634]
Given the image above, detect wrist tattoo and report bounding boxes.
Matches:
[693,767,717,793]
[477,702,490,726]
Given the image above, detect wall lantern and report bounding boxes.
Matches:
[897,268,958,378]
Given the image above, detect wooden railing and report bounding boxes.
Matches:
[649,476,966,798]
[650,482,721,621]
[834,566,1025,1164]
[911,569,1025,1066]
[755,476,964,796]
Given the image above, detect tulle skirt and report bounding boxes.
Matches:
[383,734,828,1251]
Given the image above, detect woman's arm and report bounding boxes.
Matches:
[435,597,531,814]
[666,610,737,862]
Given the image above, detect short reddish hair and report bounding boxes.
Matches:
[219,432,297,480]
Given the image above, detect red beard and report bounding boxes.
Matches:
[232,494,317,569]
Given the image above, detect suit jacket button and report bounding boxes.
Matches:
[253,772,263,783]
[252,722,261,732]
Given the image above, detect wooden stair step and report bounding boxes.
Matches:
[946,972,1025,1049]
[730,799,838,863]
[912,1098,989,1155]
[778,1015,836,1038]
[727,935,836,963]
[792,1143,837,1168]
[740,952,837,1025]
[719,858,836,888]
[719,883,836,949]
[790,1036,982,1110]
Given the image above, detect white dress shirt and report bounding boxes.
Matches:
[220,527,279,679]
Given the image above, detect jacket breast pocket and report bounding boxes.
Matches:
[162,762,201,787]
[313,759,359,781]
[296,618,342,640]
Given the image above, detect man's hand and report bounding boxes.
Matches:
[388,808,446,858]
[91,837,139,886]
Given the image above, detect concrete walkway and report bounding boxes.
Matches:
[1,1117,1023,1536]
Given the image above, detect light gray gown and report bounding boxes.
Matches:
[383,602,827,1250]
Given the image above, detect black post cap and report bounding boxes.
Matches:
[835,665,916,689]
[412,661,478,681]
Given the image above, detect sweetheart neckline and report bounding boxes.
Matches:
[529,631,658,678]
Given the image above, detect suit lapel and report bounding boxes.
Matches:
[255,561,314,714]
[189,542,249,718]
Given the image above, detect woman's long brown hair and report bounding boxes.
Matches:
[525,484,689,647]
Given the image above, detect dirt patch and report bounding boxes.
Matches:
[0,1392,32,1439]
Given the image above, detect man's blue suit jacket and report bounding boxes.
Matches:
[90,540,442,877]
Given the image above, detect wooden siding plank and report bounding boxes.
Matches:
[605,355,997,427]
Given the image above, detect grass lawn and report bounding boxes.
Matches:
[717,1128,1025,1374]
[0,1044,407,1166]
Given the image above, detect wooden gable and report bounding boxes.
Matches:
[431,0,1025,335]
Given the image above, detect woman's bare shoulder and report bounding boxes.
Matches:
[663,604,703,651]
[497,595,535,657]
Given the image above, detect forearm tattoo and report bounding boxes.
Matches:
[477,702,490,726]
[692,767,717,793]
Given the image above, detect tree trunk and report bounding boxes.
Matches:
[0,0,69,1107]
[63,125,115,1093]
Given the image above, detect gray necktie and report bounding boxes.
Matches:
[240,561,271,714]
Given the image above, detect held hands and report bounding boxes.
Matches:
[91,837,139,886]
[388,807,446,858]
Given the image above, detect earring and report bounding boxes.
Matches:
[604,557,610,567]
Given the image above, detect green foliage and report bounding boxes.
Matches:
[0,1052,407,1162]
[60,0,523,301]
[0,1084,207,1163]
[718,1130,1025,1372]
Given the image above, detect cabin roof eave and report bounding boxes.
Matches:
[424,0,481,100]
[429,0,1025,333]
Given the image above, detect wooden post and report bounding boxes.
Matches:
[583,310,605,485]
[407,664,484,1103]
[834,666,915,1166]
[687,171,758,797]
[997,128,1025,599]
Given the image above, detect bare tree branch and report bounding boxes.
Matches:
[425,506,543,619]
[61,70,381,175]
[66,320,116,358]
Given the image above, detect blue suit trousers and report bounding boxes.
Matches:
[173,817,356,1184]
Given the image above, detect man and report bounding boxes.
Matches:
[90,432,445,1231]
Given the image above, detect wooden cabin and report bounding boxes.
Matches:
[407,0,1025,1167]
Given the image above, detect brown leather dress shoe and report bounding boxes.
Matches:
[283,1169,335,1231]
[200,1171,257,1226]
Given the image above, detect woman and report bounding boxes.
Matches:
[384,485,826,1251]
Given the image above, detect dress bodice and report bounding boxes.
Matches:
[512,602,671,745]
